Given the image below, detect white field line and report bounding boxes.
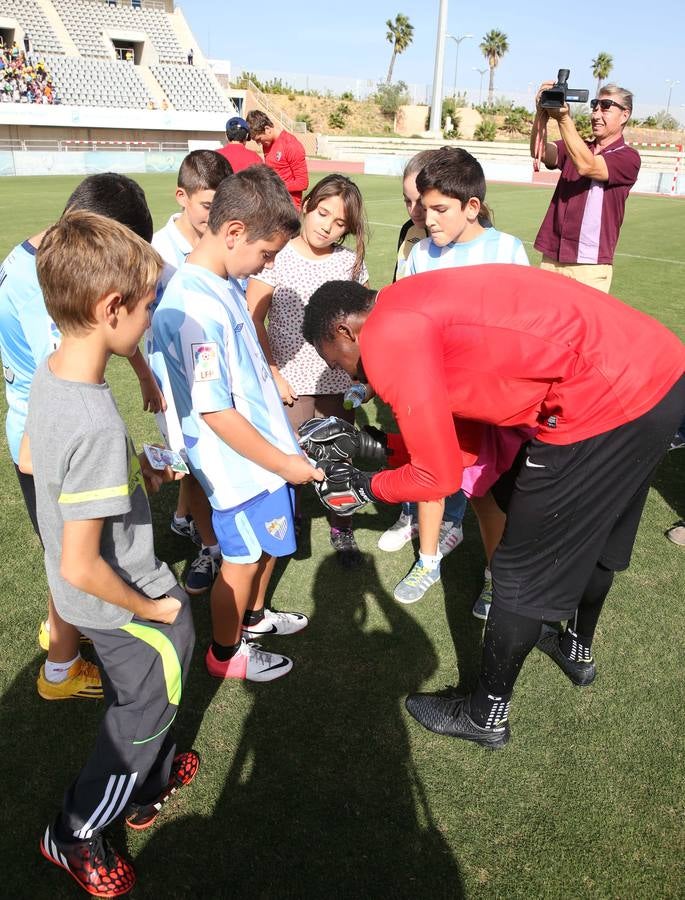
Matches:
[367,221,685,266]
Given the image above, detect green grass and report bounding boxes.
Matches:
[0,173,684,899]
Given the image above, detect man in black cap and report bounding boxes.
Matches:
[216,116,263,172]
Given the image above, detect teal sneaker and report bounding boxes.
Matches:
[393,559,441,604]
[472,570,493,620]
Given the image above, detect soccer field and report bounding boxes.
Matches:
[0,172,683,899]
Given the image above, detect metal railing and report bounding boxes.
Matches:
[0,138,189,152]
[246,80,306,133]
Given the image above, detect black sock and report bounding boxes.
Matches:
[470,680,512,728]
[243,608,265,627]
[470,603,542,726]
[559,627,593,662]
[211,639,241,661]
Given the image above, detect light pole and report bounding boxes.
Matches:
[473,67,487,105]
[446,33,473,98]
[665,79,680,115]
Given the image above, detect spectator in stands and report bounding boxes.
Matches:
[246,109,309,210]
[23,33,30,55]
[0,49,55,105]
[216,116,262,172]
[187,48,194,66]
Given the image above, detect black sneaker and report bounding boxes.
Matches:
[40,824,136,896]
[330,527,363,568]
[537,625,596,686]
[405,692,510,750]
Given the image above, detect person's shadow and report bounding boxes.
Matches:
[135,552,465,898]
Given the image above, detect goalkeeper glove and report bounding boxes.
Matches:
[298,416,387,463]
[314,460,379,516]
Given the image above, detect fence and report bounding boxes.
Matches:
[0,138,189,153]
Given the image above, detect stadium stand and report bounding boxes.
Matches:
[151,64,232,112]
[0,0,63,56]
[51,0,185,63]
[42,55,153,108]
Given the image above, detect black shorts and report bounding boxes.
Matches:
[14,464,43,546]
[490,374,685,621]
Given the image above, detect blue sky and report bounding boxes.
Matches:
[179,0,684,118]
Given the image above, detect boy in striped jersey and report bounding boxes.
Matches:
[22,212,197,895]
[152,166,323,682]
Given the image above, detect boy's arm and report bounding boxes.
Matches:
[285,140,309,193]
[61,518,180,623]
[202,407,322,485]
[18,432,32,474]
[128,347,167,413]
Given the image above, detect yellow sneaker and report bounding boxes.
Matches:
[37,658,103,701]
[37,620,93,653]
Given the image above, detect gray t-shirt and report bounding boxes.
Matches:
[26,360,178,629]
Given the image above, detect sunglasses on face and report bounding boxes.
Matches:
[590,98,626,112]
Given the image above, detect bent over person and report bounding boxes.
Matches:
[301,268,685,750]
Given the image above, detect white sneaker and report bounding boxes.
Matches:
[242,608,309,638]
[438,521,463,557]
[206,639,293,682]
[378,512,419,552]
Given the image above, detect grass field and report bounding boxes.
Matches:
[0,172,683,900]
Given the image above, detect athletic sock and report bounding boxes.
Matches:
[202,543,222,560]
[44,653,80,683]
[174,513,193,527]
[418,551,441,570]
[483,566,492,582]
[470,679,512,728]
[243,608,265,627]
[560,626,593,662]
[211,640,241,661]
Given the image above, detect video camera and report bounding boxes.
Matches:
[540,69,589,109]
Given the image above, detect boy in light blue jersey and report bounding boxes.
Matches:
[149,150,232,595]
[153,165,323,682]
[0,173,164,701]
[394,147,530,612]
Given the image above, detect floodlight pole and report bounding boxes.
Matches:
[665,79,679,115]
[446,33,473,98]
[428,0,449,136]
[473,67,487,106]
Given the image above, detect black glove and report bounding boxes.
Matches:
[298,416,387,463]
[314,460,379,516]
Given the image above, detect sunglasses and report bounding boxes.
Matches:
[590,98,626,112]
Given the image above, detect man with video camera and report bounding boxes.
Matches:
[531,74,640,292]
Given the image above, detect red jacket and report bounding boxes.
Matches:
[216,142,262,172]
[362,266,685,503]
[264,131,308,210]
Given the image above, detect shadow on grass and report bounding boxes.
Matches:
[652,446,685,524]
[134,553,465,898]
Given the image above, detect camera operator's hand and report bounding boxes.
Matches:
[535,81,569,120]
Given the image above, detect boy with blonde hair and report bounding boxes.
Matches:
[23,211,197,895]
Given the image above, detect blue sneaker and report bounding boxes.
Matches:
[185,548,220,595]
[472,569,493,620]
[394,559,441,604]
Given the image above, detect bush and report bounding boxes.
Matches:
[572,114,593,140]
[502,110,529,136]
[374,81,410,118]
[340,91,354,101]
[328,104,349,130]
[295,113,313,132]
[474,118,497,141]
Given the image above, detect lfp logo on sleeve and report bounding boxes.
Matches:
[191,342,219,382]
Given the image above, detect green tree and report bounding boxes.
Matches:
[385,13,414,84]
[479,29,509,106]
[591,52,613,96]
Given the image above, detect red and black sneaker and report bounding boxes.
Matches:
[125,750,200,831]
[40,824,135,897]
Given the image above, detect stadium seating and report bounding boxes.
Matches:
[51,0,186,63]
[150,64,232,112]
[42,54,154,108]
[0,0,63,56]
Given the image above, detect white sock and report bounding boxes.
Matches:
[174,513,190,525]
[44,654,80,684]
[419,551,441,570]
[43,619,51,634]
[203,543,221,559]
[484,566,492,582]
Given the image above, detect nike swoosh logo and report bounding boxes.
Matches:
[525,457,546,468]
[244,624,278,635]
[265,657,291,671]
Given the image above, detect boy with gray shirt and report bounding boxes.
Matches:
[22,211,197,897]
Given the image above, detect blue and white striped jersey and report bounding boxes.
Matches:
[406,227,529,275]
[151,263,299,510]
[0,240,61,463]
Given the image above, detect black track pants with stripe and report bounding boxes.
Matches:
[58,588,195,841]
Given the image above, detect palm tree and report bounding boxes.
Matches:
[385,13,414,84]
[591,52,613,96]
[479,29,509,106]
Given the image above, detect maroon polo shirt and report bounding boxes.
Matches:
[534,136,640,265]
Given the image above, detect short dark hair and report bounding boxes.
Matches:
[178,149,232,193]
[226,123,249,143]
[64,172,153,242]
[416,146,492,226]
[303,281,377,345]
[207,164,300,242]
[246,109,273,136]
